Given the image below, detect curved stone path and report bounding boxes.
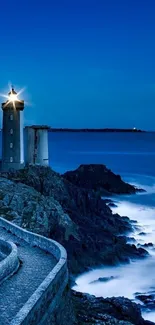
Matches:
[0,225,57,325]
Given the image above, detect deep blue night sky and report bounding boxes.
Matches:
[0,0,155,130]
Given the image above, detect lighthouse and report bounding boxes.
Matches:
[1,87,24,171]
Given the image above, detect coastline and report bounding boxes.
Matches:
[49,128,146,133]
[0,164,154,324]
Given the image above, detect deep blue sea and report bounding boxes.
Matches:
[48,132,155,176]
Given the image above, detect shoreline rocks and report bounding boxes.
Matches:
[63,164,145,195]
[72,291,154,325]
[89,276,120,284]
[135,292,155,311]
[0,164,153,324]
[0,165,148,275]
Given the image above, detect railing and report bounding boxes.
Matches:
[0,217,68,325]
[0,239,19,283]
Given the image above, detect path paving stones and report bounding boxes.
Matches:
[0,226,57,325]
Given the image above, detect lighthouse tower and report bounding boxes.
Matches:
[1,87,24,171]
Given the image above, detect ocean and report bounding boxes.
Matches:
[48,131,155,323]
[49,131,155,176]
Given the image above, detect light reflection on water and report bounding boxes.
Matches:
[73,174,155,322]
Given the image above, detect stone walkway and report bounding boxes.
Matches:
[0,226,57,325]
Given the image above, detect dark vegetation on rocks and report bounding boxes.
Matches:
[0,164,152,324]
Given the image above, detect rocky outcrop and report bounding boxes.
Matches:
[72,291,154,325]
[135,292,155,310]
[0,177,75,238]
[0,166,148,275]
[63,164,144,195]
[0,165,152,325]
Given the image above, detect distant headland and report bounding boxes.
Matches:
[49,128,146,133]
[0,127,147,133]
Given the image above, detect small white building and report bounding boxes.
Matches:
[25,125,49,166]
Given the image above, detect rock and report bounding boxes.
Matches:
[103,199,113,204]
[0,166,148,275]
[89,276,119,284]
[122,216,131,222]
[135,293,155,310]
[69,275,77,288]
[139,232,147,236]
[142,243,153,248]
[0,165,153,325]
[108,203,118,208]
[0,177,74,237]
[72,290,151,325]
[136,294,155,304]
[76,313,134,324]
[127,237,136,243]
[136,247,148,257]
[62,164,144,195]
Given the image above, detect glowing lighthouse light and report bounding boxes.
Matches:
[0,85,25,107]
[0,86,25,109]
[6,87,20,109]
[9,88,18,102]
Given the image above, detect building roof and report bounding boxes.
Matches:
[25,125,50,130]
[8,87,17,96]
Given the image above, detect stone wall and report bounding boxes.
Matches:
[0,217,69,325]
[0,238,19,283]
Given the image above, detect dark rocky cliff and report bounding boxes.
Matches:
[0,165,147,275]
[0,165,152,325]
[72,291,154,325]
[63,164,144,195]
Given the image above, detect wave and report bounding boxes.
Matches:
[73,173,155,322]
